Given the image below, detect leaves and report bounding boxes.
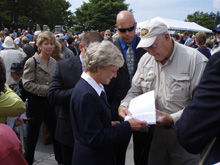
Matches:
[73,0,129,32]
[0,0,73,30]
[185,11,218,30]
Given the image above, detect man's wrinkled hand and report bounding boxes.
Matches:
[128,118,147,131]
[156,110,173,127]
[118,106,132,120]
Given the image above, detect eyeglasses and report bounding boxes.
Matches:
[145,34,163,51]
[118,24,135,33]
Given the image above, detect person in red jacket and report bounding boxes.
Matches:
[0,123,28,164]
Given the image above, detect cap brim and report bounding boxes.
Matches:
[2,44,15,49]
[137,36,157,48]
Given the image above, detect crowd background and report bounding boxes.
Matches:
[0,25,219,55]
[0,13,220,164]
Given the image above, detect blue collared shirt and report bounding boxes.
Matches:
[119,35,137,60]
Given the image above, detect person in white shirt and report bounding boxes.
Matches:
[0,36,26,86]
[119,18,207,165]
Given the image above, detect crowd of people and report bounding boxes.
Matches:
[0,10,220,165]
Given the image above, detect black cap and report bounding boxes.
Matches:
[10,63,24,75]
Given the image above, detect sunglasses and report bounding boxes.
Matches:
[118,24,135,33]
[216,31,220,34]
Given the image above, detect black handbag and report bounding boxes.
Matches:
[19,57,37,101]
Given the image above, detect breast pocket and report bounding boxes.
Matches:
[140,73,155,93]
[166,75,190,101]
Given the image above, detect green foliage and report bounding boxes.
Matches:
[185,11,218,30]
[73,0,129,32]
[0,0,73,30]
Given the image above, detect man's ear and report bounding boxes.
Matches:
[79,43,83,52]
[164,32,170,39]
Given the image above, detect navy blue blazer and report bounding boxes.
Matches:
[70,78,132,165]
[176,51,220,165]
[48,55,82,146]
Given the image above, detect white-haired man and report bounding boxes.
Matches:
[119,18,208,164]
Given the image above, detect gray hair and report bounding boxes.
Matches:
[83,40,124,72]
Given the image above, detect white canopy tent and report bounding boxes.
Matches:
[137,17,212,33]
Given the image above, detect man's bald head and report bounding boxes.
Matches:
[116,10,136,44]
[116,10,135,26]
[22,36,29,45]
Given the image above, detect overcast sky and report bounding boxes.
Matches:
[68,0,220,23]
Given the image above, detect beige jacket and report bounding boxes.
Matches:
[121,41,208,124]
[22,53,56,97]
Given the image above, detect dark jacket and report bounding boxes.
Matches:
[70,78,131,165]
[23,43,35,65]
[48,55,82,146]
[67,45,77,55]
[104,36,146,121]
[176,51,220,165]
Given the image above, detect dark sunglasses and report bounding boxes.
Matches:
[118,24,135,33]
[216,31,220,34]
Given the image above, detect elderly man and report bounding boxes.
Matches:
[118,18,208,164]
[0,36,26,86]
[104,10,149,165]
[33,30,41,52]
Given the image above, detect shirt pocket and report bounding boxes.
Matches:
[166,75,190,101]
[140,73,155,93]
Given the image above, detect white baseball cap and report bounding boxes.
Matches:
[137,18,168,48]
[34,30,41,36]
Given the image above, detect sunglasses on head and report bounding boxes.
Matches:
[118,24,135,33]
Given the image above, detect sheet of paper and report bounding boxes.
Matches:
[124,90,156,125]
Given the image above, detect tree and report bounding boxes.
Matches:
[0,0,74,30]
[185,11,217,30]
[73,0,129,32]
[215,11,220,26]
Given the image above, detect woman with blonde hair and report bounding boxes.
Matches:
[70,41,147,165]
[51,41,63,61]
[22,31,62,164]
